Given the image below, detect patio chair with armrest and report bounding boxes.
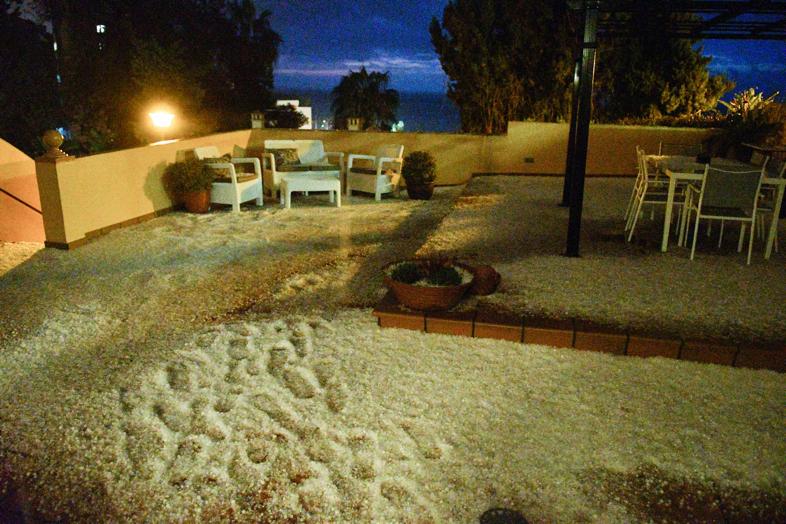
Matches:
[681,165,765,265]
[193,146,263,212]
[346,145,404,201]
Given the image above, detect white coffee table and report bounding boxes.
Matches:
[280,175,342,209]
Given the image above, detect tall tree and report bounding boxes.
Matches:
[593,12,733,122]
[431,1,732,134]
[33,0,281,153]
[0,1,61,154]
[331,67,399,131]
[430,0,574,134]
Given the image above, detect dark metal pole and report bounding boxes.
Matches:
[565,1,599,257]
[560,59,582,207]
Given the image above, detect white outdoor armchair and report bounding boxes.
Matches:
[346,145,404,201]
[193,146,263,212]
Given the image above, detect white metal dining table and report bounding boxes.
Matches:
[653,155,785,259]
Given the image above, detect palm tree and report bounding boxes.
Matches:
[331,67,399,130]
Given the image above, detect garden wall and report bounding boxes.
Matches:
[34,123,714,248]
[0,139,44,242]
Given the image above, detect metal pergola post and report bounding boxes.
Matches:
[565,1,599,257]
[561,59,582,207]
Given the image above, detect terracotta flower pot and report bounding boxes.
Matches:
[469,265,501,295]
[182,190,211,213]
[383,260,474,311]
[407,184,434,200]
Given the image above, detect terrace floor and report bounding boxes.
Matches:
[0,178,784,522]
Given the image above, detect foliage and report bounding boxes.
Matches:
[30,0,281,154]
[163,159,216,195]
[390,262,421,284]
[264,105,308,129]
[426,267,462,286]
[430,0,574,134]
[430,2,733,133]
[0,1,62,155]
[708,89,783,157]
[331,67,399,130]
[389,259,464,287]
[719,88,779,120]
[402,151,437,186]
[594,13,733,122]
[128,38,209,143]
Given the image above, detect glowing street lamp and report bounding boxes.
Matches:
[148,109,175,142]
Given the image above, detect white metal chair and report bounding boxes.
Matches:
[193,146,263,212]
[626,149,684,241]
[624,146,669,224]
[346,145,404,201]
[681,165,765,265]
[755,157,784,252]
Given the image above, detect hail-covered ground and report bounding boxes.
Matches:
[0,179,784,522]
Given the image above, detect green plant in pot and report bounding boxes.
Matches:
[402,151,436,200]
[708,88,782,161]
[384,259,474,311]
[163,159,216,213]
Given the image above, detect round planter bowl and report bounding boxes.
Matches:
[407,183,434,200]
[183,190,211,213]
[383,262,474,311]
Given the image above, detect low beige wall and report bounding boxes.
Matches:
[35,124,714,247]
[0,139,44,242]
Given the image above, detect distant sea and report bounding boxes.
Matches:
[275,89,461,133]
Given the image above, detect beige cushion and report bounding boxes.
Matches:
[214,174,258,184]
[270,148,300,167]
[277,165,310,172]
[301,164,339,171]
[350,167,384,175]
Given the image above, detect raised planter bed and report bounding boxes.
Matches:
[372,292,785,373]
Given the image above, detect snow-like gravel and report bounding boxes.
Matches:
[0,183,784,522]
[419,176,786,342]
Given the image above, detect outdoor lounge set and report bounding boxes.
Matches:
[193,140,405,210]
[626,142,785,264]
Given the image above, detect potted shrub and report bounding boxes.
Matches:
[383,259,474,311]
[402,151,436,200]
[163,159,216,213]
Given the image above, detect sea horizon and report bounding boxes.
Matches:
[273,88,462,133]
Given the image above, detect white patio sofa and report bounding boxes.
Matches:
[263,140,344,198]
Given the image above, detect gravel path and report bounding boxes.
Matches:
[0,184,783,522]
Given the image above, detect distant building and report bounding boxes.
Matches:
[275,100,312,130]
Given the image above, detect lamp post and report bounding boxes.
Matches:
[148,111,174,142]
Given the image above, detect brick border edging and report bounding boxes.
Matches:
[372,293,785,373]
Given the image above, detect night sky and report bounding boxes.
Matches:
[266,0,786,97]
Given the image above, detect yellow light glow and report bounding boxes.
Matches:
[149,111,175,128]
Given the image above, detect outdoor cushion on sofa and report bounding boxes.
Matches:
[271,148,300,167]
[276,165,310,172]
[301,163,339,171]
